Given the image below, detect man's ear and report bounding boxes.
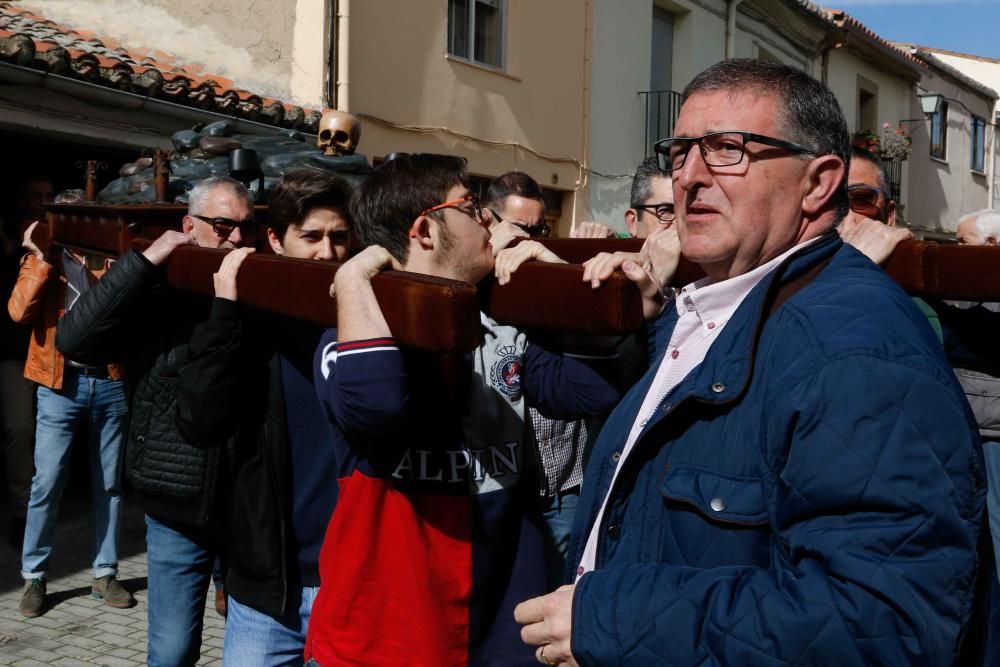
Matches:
[801,155,846,217]
[886,201,898,228]
[624,209,639,238]
[266,227,285,255]
[409,215,435,250]
[181,215,194,235]
[987,235,997,247]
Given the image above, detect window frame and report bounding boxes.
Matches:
[971,114,986,173]
[930,101,948,161]
[447,0,508,71]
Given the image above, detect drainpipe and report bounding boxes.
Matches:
[336,0,350,112]
[725,0,743,59]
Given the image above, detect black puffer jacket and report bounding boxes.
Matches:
[55,249,240,528]
[57,249,303,615]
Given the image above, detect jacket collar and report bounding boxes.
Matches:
[638,230,843,437]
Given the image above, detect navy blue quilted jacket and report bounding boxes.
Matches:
[567,232,990,666]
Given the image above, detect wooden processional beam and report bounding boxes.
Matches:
[48,204,1000,351]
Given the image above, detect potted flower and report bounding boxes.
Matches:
[851,129,879,153]
[877,122,912,161]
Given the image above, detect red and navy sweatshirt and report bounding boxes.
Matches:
[304,314,619,667]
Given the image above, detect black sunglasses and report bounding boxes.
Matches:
[490,209,551,238]
[191,214,257,237]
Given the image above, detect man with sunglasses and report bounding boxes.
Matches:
[486,171,551,250]
[56,176,257,666]
[516,59,988,667]
[303,154,618,667]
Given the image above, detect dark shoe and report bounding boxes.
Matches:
[91,575,135,608]
[214,586,227,618]
[19,578,45,618]
[7,516,25,551]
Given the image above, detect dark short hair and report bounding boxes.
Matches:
[485,171,546,213]
[630,157,668,208]
[350,154,469,263]
[849,145,891,198]
[682,59,850,221]
[268,169,353,241]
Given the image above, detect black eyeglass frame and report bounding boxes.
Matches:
[632,203,676,223]
[489,209,552,238]
[190,214,257,237]
[653,131,817,174]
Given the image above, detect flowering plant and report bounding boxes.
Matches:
[877,122,912,161]
[851,129,879,153]
[851,123,912,161]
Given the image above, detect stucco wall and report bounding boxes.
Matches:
[927,50,1000,208]
[345,0,586,232]
[905,66,992,234]
[825,48,914,212]
[21,0,328,105]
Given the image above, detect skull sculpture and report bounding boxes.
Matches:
[317,109,361,156]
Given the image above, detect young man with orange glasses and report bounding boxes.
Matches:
[304,154,618,667]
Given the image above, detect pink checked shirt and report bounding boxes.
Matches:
[577,238,820,578]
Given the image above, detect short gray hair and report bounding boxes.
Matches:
[187,176,252,215]
[958,209,1000,241]
[630,157,669,207]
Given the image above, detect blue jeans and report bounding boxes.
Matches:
[146,514,216,667]
[21,370,127,579]
[539,488,580,587]
[223,586,319,666]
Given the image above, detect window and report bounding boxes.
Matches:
[857,76,878,135]
[930,101,948,160]
[448,0,505,69]
[971,115,986,172]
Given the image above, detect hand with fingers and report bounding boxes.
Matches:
[213,247,256,302]
[514,585,579,667]
[571,221,615,239]
[640,225,681,293]
[494,240,567,285]
[489,221,531,256]
[581,226,680,319]
[142,230,196,266]
[21,221,45,260]
[838,214,912,266]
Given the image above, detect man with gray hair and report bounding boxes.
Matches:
[957,209,1000,246]
[516,58,987,666]
[57,176,255,666]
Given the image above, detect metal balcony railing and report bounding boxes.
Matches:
[639,89,683,158]
[884,157,903,203]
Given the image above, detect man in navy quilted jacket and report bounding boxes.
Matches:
[516,58,991,667]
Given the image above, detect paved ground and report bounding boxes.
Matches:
[0,498,225,666]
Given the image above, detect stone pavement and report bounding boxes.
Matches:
[0,500,225,666]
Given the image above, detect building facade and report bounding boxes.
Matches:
[3,0,996,238]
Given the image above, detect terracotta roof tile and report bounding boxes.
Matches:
[0,0,314,131]
[823,8,926,69]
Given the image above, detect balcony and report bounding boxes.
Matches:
[639,89,682,157]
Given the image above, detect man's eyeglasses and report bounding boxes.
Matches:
[654,131,816,174]
[420,193,487,226]
[191,214,257,237]
[489,209,551,238]
[847,185,887,222]
[632,203,676,224]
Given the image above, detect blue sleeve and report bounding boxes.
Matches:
[521,343,619,421]
[313,331,409,437]
[571,356,984,666]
